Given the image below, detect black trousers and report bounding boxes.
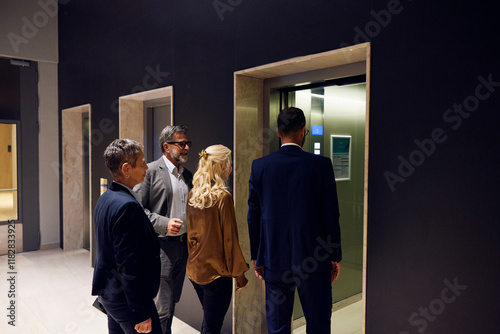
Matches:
[265,270,332,334]
[191,276,232,334]
[99,296,162,334]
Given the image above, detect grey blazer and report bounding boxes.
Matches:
[133,156,193,236]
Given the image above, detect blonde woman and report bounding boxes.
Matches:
[186,144,248,333]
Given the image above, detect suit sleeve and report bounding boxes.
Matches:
[220,193,249,277]
[133,170,170,236]
[247,161,261,261]
[112,202,155,324]
[322,159,342,262]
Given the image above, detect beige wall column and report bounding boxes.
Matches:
[118,86,173,144]
[119,99,144,143]
[233,74,267,334]
[62,105,91,250]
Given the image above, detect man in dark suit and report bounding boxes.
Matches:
[134,125,193,334]
[247,107,342,334]
[92,138,161,334]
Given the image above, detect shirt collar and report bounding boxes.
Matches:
[281,143,301,148]
[162,155,184,175]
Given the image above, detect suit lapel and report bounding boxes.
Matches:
[157,156,173,191]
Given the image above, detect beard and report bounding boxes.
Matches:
[172,149,188,164]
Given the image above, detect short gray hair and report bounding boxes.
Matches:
[104,138,143,177]
[159,125,188,153]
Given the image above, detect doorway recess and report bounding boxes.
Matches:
[119,86,173,160]
[233,43,370,334]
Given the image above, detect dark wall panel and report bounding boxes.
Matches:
[0,58,20,120]
[365,1,500,333]
[59,0,500,332]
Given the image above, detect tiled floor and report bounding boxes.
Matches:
[0,248,197,334]
[0,248,362,333]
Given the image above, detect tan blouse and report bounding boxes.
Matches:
[186,190,248,285]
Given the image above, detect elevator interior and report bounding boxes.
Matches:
[269,76,367,321]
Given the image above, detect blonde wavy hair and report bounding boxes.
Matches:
[189,145,232,209]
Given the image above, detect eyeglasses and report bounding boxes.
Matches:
[305,129,310,136]
[167,141,192,149]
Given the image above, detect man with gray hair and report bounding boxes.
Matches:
[134,125,193,334]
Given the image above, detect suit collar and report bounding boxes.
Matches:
[110,181,128,192]
[110,181,141,202]
[161,155,184,175]
[157,156,192,188]
[157,155,167,167]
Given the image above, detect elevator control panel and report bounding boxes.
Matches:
[314,142,321,155]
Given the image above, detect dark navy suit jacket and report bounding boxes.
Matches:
[92,181,161,324]
[247,145,342,273]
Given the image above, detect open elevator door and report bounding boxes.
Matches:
[269,74,367,322]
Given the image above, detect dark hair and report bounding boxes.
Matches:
[158,125,188,153]
[103,139,143,177]
[277,107,306,135]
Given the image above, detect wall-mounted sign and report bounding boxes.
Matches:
[331,135,351,181]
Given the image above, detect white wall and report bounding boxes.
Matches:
[38,62,60,247]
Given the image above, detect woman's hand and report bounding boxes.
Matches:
[134,318,152,333]
[236,273,248,291]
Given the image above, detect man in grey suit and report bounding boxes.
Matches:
[134,125,193,334]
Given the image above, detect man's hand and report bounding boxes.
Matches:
[331,261,341,283]
[166,218,183,235]
[134,318,152,333]
[253,260,265,281]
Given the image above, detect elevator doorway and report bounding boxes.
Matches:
[269,76,366,323]
[144,103,172,162]
[233,43,370,333]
